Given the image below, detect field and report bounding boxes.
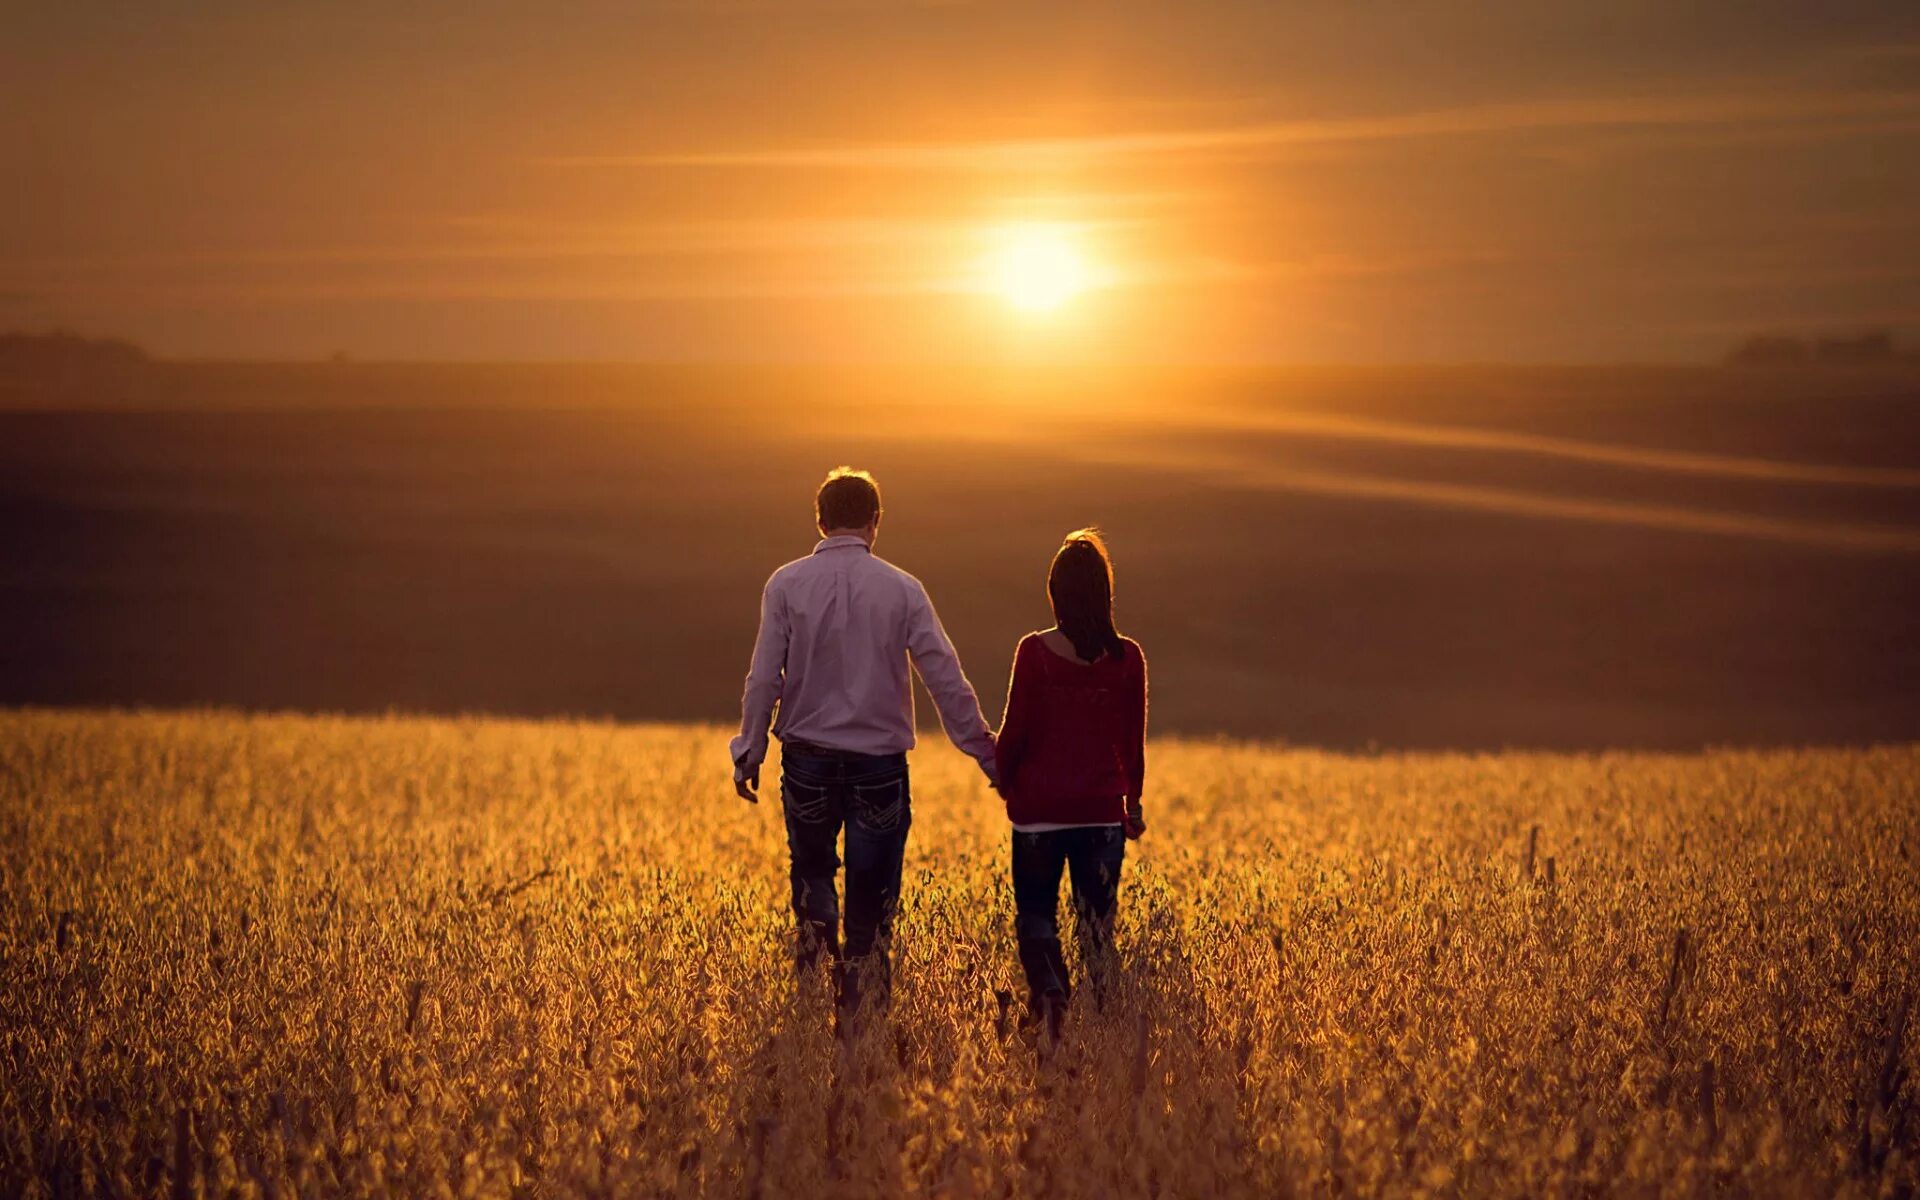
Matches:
[5,361,1920,751]
[4,708,1915,1197]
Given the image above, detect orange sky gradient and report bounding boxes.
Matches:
[5,1,1919,363]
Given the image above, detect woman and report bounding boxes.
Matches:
[994,529,1148,1037]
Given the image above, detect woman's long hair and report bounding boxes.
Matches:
[1048,528,1126,663]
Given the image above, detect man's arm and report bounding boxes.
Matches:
[727,576,789,801]
[904,582,998,786]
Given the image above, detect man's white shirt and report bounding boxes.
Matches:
[731,535,998,783]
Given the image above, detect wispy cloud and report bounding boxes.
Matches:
[10,220,960,273]
[1080,443,1920,554]
[3,203,1220,305]
[1169,409,1920,489]
[5,235,1549,307]
[644,0,982,10]
[547,88,1920,170]
[9,203,1174,275]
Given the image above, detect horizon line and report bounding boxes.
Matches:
[8,350,1882,370]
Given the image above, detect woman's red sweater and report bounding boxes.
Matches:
[994,633,1148,826]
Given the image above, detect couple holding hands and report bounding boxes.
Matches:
[731,468,1148,1035]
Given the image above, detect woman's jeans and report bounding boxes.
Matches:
[1010,824,1126,1011]
[780,748,911,1009]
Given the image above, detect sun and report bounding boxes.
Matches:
[986,223,1093,314]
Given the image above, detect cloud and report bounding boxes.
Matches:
[1171,409,1920,489]
[2,202,1213,306]
[546,87,1920,171]
[11,201,1175,275]
[11,222,950,272]
[1079,442,1920,554]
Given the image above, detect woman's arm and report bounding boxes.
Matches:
[994,636,1039,793]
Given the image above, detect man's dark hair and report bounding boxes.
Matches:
[816,467,882,532]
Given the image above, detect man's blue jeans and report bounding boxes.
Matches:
[780,747,911,1006]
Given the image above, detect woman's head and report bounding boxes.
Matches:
[1048,528,1125,663]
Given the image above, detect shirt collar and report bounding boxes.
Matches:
[812,534,872,555]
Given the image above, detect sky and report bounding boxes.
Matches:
[4,0,1919,363]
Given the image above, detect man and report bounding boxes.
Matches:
[731,467,998,1016]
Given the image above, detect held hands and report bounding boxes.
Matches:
[1123,803,1147,840]
[981,746,1002,796]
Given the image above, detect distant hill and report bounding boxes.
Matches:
[1726,329,1918,367]
[0,331,150,379]
[3,361,1918,749]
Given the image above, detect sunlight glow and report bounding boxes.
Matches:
[986,223,1094,313]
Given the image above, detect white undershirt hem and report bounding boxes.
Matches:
[1011,821,1123,833]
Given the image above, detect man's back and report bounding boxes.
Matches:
[769,535,920,754]
[731,534,996,777]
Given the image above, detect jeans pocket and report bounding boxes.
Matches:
[851,776,907,832]
[782,773,833,824]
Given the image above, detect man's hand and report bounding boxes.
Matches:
[1123,806,1146,840]
[733,767,760,804]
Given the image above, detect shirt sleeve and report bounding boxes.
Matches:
[993,637,1038,793]
[727,575,789,776]
[905,582,998,784]
[1125,644,1149,804]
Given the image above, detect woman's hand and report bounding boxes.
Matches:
[1123,806,1147,840]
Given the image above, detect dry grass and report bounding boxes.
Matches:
[2,708,1915,1197]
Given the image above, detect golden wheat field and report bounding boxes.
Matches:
[2,708,1915,1198]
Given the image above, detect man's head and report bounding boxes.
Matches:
[816,467,882,541]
